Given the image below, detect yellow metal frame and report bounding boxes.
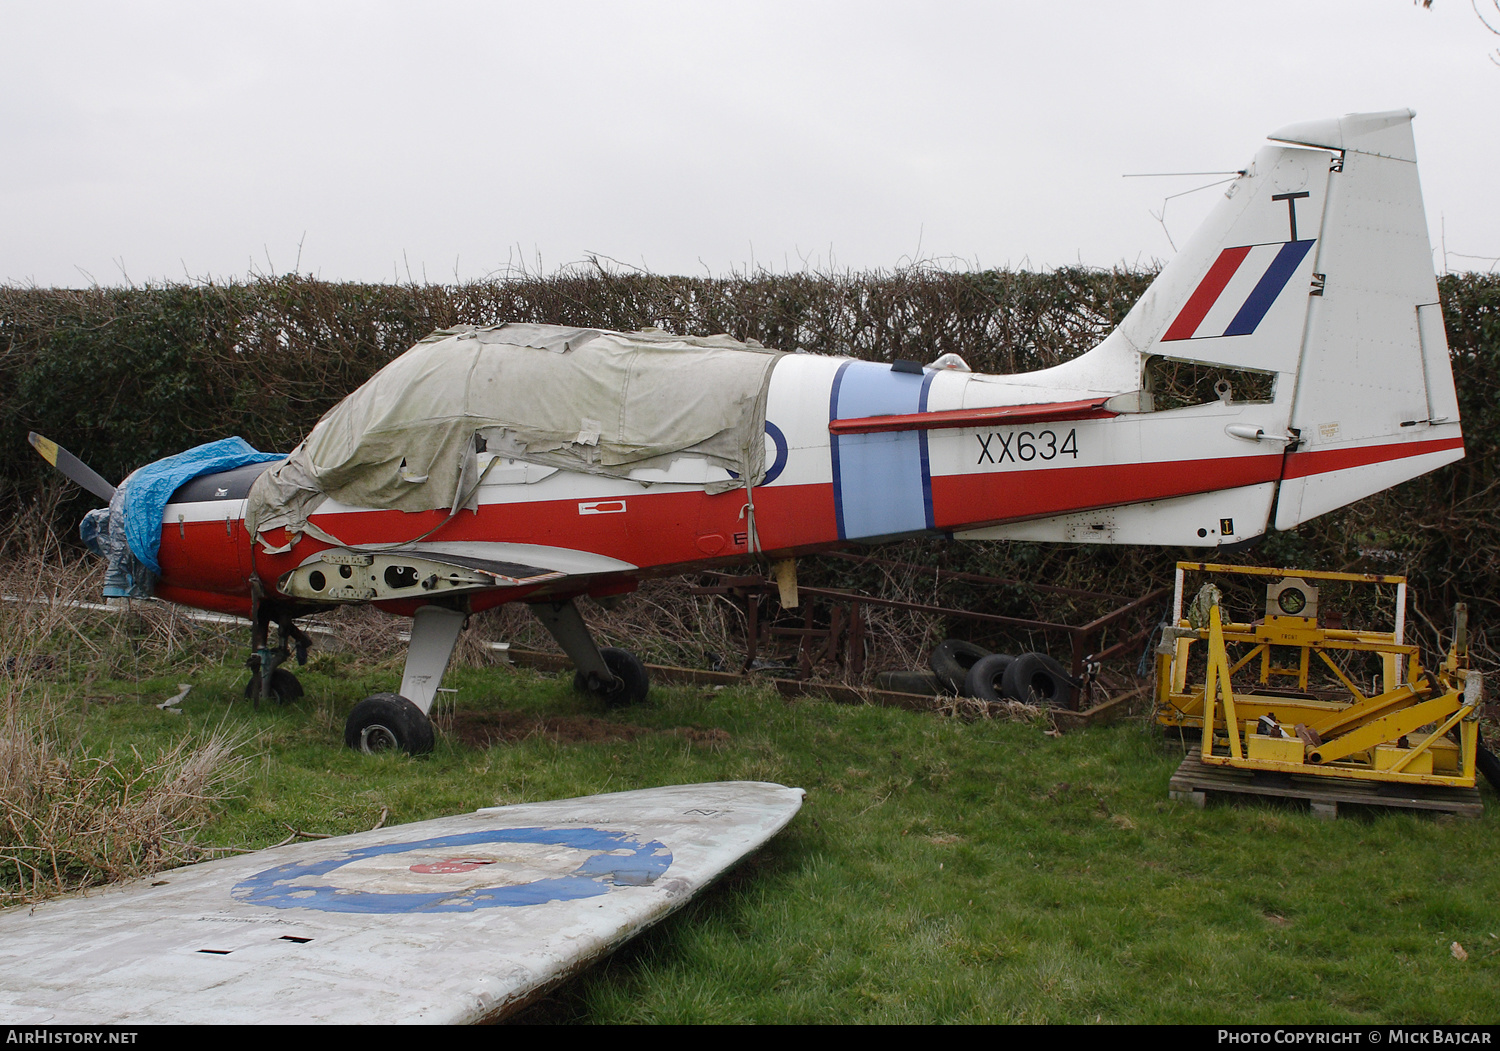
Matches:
[1157,563,1479,790]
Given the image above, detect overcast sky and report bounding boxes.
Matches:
[3,1,1496,287]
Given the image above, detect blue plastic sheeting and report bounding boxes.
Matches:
[120,437,282,576]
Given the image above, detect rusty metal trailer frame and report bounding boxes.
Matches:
[691,552,1169,709]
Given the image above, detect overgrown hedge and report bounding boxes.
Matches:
[2,269,1497,643]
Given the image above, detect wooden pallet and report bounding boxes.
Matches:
[1169,748,1483,819]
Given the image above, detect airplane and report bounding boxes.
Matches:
[30,109,1463,756]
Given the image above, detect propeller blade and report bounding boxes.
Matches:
[28,432,116,502]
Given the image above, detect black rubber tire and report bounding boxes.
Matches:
[574,647,650,708]
[963,653,1016,701]
[874,670,944,695]
[928,639,992,694]
[344,693,435,756]
[1001,652,1073,707]
[244,668,304,704]
[1477,730,1500,793]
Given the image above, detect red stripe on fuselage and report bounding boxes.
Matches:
[157,440,1456,609]
[274,452,1281,580]
[1282,436,1463,479]
[928,452,1283,528]
[245,481,842,587]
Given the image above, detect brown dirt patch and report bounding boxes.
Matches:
[667,726,732,745]
[447,710,648,748]
[446,710,734,750]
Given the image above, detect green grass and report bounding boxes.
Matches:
[13,626,1500,1024]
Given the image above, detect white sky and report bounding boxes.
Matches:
[3,1,1496,287]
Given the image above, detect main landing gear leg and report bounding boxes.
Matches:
[344,604,464,757]
[529,599,649,708]
[245,599,310,708]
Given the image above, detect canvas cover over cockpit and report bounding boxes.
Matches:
[246,323,783,542]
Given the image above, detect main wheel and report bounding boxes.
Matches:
[1001,652,1073,707]
[573,647,650,708]
[963,653,1015,701]
[344,694,435,756]
[928,639,991,694]
[244,668,304,704]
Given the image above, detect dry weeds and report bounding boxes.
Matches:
[0,510,250,906]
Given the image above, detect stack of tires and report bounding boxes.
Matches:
[875,640,1076,706]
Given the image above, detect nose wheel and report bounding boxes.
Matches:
[244,665,304,704]
[244,600,311,709]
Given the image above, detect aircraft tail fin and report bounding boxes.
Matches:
[1097,109,1461,531]
[1262,111,1462,528]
